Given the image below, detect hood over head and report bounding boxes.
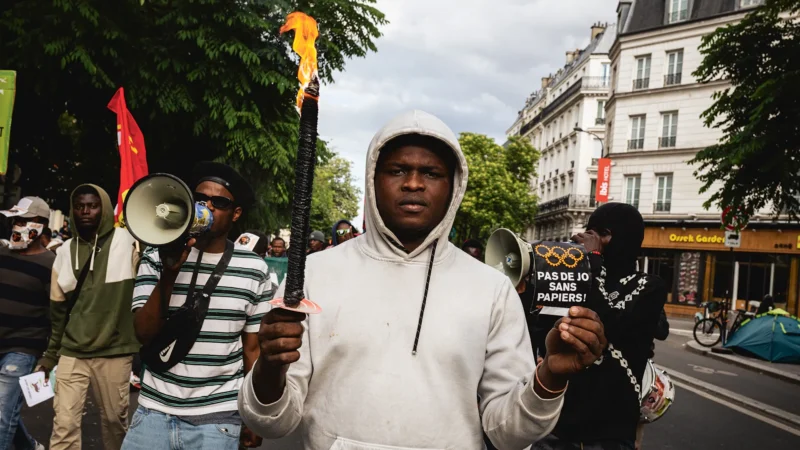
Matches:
[585,202,644,279]
[331,219,357,246]
[363,110,468,263]
[69,183,115,239]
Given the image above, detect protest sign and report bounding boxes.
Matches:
[531,242,592,316]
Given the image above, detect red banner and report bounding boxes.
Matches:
[596,158,611,203]
[108,87,149,225]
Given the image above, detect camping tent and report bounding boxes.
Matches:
[724,309,800,364]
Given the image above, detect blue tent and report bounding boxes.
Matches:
[725,309,800,364]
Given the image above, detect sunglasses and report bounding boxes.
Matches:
[194,192,235,210]
[336,227,352,236]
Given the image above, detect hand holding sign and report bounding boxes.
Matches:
[543,306,607,376]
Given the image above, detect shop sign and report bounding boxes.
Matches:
[668,233,725,244]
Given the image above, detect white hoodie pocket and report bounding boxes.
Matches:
[328,436,444,450]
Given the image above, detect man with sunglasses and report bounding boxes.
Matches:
[125,162,272,450]
[331,219,357,246]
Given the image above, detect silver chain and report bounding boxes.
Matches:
[597,267,648,310]
[597,266,644,396]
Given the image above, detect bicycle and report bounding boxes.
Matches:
[693,301,752,347]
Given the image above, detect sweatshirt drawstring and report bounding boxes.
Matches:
[89,234,98,271]
[412,241,438,355]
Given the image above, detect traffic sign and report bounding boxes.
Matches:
[724,231,741,248]
[722,206,748,232]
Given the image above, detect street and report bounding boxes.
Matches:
[18,327,800,450]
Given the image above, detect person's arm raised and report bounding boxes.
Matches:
[133,239,194,346]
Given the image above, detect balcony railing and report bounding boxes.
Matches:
[590,158,600,166]
[537,195,598,215]
[654,201,672,213]
[628,139,644,150]
[633,78,650,90]
[659,136,677,148]
[664,73,682,86]
[583,77,610,89]
[595,117,605,125]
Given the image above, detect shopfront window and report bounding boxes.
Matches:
[677,252,702,305]
[643,250,676,303]
[736,253,772,302]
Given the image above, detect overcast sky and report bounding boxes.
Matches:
[317,0,619,228]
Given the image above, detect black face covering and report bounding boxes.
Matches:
[585,203,645,280]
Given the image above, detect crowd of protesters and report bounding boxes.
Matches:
[0,110,668,450]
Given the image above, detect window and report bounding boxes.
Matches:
[590,179,597,206]
[668,0,689,23]
[655,174,673,212]
[625,175,641,208]
[740,0,763,7]
[634,56,651,89]
[596,100,606,125]
[661,112,678,148]
[629,115,646,150]
[665,50,684,85]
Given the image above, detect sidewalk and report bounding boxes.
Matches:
[685,339,800,386]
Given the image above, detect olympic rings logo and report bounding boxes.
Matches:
[534,244,585,269]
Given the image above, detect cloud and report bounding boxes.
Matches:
[317,0,619,227]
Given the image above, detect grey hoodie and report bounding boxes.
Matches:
[239,110,563,449]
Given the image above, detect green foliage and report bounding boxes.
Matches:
[454,133,539,243]
[309,155,361,237]
[0,0,385,231]
[690,0,800,224]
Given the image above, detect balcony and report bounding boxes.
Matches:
[590,158,600,166]
[664,73,682,86]
[633,78,650,90]
[659,136,677,148]
[537,194,598,216]
[628,139,644,150]
[582,77,610,89]
[595,117,605,126]
[654,201,672,213]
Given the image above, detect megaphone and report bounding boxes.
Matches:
[124,173,213,247]
[485,228,533,287]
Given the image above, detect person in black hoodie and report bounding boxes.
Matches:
[331,219,357,246]
[533,202,667,450]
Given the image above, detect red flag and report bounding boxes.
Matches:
[107,87,149,225]
[596,158,611,203]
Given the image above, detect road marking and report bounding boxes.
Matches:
[671,329,694,337]
[672,380,800,437]
[687,363,738,376]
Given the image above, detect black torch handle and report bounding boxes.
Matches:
[284,78,320,307]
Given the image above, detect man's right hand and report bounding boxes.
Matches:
[161,238,196,274]
[253,308,306,404]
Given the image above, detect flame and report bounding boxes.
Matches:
[280,12,319,108]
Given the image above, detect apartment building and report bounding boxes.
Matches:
[508,23,616,242]
[605,0,799,317]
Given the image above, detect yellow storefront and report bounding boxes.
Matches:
[640,226,800,318]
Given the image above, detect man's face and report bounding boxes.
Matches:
[375,145,452,242]
[309,239,324,252]
[11,217,46,248]
[73,193,102,234]
[336,223,354,243]
[465,246,482,260]
[195,181,241,238]
[271,239,285,256]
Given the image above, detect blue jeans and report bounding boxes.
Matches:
[121,406,240,450]
[0,352,38,450]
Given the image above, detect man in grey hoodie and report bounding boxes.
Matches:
[239,110,606,450]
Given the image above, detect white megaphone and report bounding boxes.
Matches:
[485,228,533,287]
[124,173,213,247]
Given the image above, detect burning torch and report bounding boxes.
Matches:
[269,12,322,315]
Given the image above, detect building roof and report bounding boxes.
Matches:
[623,0,739,35]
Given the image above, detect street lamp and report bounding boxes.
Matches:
[574,127,606,158]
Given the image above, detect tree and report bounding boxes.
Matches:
[454,133,539,243]
[308,154,361,237]
[690,0,800,224]
[0,0,385,231]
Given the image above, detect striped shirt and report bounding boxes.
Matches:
[0,247,55,355]
[132,246,272,416]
